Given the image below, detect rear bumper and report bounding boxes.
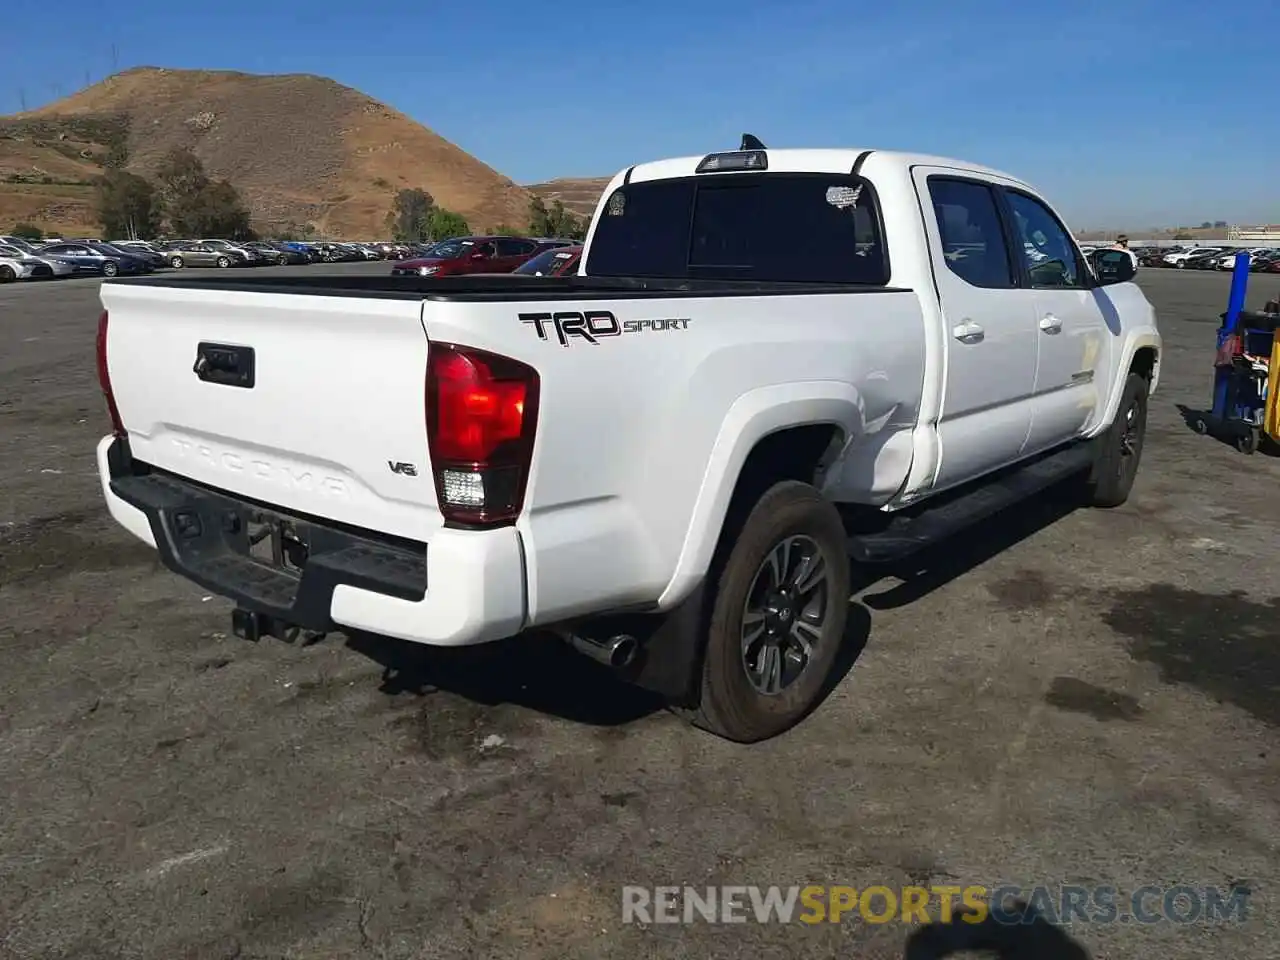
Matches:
[97,435,526,646]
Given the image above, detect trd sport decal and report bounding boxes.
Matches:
[519,310,691,347]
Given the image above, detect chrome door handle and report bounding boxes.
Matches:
[952,321,984,342]
[1039,314,1063,333]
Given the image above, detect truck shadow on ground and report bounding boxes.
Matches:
[342,498,1082,734]
[856,487,1079,611]
[345,628,665,729]
[347,608,875,733]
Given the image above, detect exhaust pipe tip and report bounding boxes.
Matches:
[604,634,639,669]
[561,630,639,670]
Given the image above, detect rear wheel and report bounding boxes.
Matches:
[685,481,850,743]
[102,261,118,278]
[0,264,14,283]
[169,256,185,269]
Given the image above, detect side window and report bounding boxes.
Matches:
[496,238,535,257]
[927,178,1013,289]
[1004,191,1082,288]
[476,241,498,258]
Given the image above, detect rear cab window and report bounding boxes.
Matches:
[585,172,889,284]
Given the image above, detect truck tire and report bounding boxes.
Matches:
[688,481,850,743]
[1086,372,1148,508]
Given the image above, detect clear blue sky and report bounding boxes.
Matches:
[3,0,1277,228]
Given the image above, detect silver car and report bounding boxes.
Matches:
[164,241,249,269]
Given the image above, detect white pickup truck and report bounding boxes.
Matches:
[96,140,1160,742]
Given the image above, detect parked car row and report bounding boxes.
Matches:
[390,235,581,278]
[1138,245,1280,273]
[0,235,445,281]
[0,236,164,280]
[142,238,429,269]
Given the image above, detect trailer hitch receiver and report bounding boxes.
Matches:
[231,608,301,643]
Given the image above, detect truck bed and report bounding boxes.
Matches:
[106,272,912,302]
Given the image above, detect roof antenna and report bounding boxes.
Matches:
[740,133,766,150]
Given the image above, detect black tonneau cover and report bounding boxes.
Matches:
[107,272,910,302]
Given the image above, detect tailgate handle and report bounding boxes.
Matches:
[194,342,255,388]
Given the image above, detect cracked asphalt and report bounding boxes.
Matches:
[1,264,1278,959]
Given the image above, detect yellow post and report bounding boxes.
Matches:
[1265,338,1280,442]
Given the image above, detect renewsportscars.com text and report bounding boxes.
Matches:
[621,884,1252,926]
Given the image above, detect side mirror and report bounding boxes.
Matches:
[1089,249,1136,286]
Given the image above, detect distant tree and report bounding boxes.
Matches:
[528,196,552,236]
[530,197,586,240]
[389,188,435,242]
[102,140,130,170]
[95,169,160,239]
[547,199,571,236]
[560,212,588,241]
[1199,222,1212,230]
[427,208,469,240]
[154,148,209,212]
[152,148,252,238]
[10,222,43,240]
[168,178,253,238]
[182,179,253,239]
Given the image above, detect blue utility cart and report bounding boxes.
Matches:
[1192,252,1278,454]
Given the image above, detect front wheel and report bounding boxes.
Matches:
[686,481,850,743]
[169,256,185,269]
[102,261,118,278]
[1086,372,1149,507]
[216,256,231,268]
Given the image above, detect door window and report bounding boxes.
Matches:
[927,178,1014,289]
[495,237,535,257]
[1004,191,1083,289]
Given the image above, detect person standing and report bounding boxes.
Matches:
[1110,234,1139,270]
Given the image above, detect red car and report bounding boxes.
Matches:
[513,244,583,277]
[391,236,565,277]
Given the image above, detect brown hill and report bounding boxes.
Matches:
[526,176,613,220]
[0,67,534,238]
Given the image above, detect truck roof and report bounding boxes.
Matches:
[622,148,1030,190]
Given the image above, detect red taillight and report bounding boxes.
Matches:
[426,342,539,526]
[96,310,125,437]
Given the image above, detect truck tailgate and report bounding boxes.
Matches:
[101,282,439,541]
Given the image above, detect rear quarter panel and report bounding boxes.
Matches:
[423,290,926,622]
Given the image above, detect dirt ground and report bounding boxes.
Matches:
[1,265,1278,960]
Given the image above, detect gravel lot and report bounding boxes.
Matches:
[2,265,1278,960]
